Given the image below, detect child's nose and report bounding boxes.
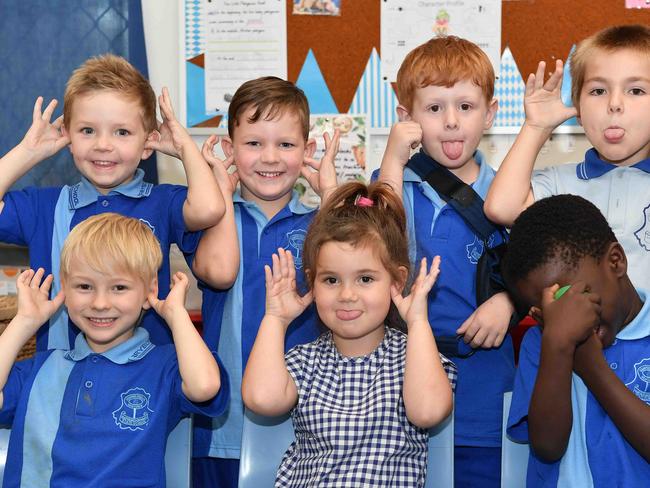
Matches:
[94,133,113,151]
[91,291,110,310]
[444,111,459,130]
[338,283,357,301]
[261,145,278,163]
[608,92,624,113]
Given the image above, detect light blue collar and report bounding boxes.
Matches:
[65,327,155,364]
[68,168,153,210]
[233,189,314,216]
[616,289,650,341]
[576,148,650,180]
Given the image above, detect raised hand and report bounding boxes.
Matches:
[148,271,189,324]
[301,129,341,201]
[265,248,313,326]
[392,256,440,325]
[540,281,601,349]
[383,120,423,167]
[145,87,195,158]
[524,60,578,132]
[202,135,239,197]
[14,268,64,333]
[20,97,70,162]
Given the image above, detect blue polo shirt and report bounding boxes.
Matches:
[399,150,514,447]
[191,191,321,459]
[532,149,650,291]
[0,328,229,488]
[508,289,650,488]
[0,169,200,350]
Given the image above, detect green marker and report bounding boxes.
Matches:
[554,285,571,300]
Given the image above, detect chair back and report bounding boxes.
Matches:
[239,408,454,487]
[501,391,529,488]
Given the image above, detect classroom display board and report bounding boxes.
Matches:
[181,0,650,132]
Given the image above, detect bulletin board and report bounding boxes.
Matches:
[181,0,650,132]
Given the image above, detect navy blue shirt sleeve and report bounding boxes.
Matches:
[164,184,202,254]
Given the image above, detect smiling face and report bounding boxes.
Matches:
[63,255,155,353]
[222,107,315,217]
[64,90,155,195]
[312,240,400,357]
[578,48,650,166]
[514,244,638,348]
[398,80,497,183]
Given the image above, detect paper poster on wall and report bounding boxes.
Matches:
[626,0,650,8]
[293,0,341,15]
[297,114,367,207]
[203,0,287,115]
[380,0,501,83]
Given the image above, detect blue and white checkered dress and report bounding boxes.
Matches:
[276,327,457,487]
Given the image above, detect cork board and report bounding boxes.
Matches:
[184,0,650,127]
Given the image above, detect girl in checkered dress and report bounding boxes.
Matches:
[242,182,457,487]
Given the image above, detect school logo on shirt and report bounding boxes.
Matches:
[112,387,154,431]
[634,204,650,251]
[625,357,650,404]
[286,229,307,268]
[466,236,484,264]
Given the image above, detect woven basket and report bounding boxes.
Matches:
[0,295,37,361]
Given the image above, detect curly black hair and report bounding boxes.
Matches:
[502,195,616,287]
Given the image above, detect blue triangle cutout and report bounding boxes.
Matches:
[296,50,338,114]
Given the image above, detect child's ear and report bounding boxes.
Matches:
[396,105,412,122]
[607,242,628,278]
[529,306,543,326]
[221,136,234,158]
[61,125,72,149]
[142,130,160,160]
[304,138,317,159]
[483,98,499,130]
[142,278,158,310]
[395,266,409,293]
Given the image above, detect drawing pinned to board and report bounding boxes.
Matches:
[293,0,341,15]
[561,45,579,126]
[296,50,338,114]
[493,47,525,128]
[626,0,650,8]
[297,114,368,208]
[380,0,501,83]
[348,48,398,129]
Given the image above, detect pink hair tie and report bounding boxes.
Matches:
[354,195,374,207]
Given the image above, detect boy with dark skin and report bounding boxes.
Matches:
[502,195,650,487]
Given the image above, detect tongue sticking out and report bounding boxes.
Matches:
[604,128,624,142]
[442,141,463,160]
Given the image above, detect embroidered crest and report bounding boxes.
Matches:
[139,218,156,236]
[112,387,154,431]
[634,204,650,251]
[286,229,307,268]
[625,357,650,404]
[466,235,484,264]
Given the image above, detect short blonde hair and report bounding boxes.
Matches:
[64,54,157,133]
[60,213,162,285]
[570,24,650,109]
[396,36,495,111]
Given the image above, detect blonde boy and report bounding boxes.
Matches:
[0,54,226,350]
[379,36,515,487]
[0,213,228,487]
[485,24,650,290]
